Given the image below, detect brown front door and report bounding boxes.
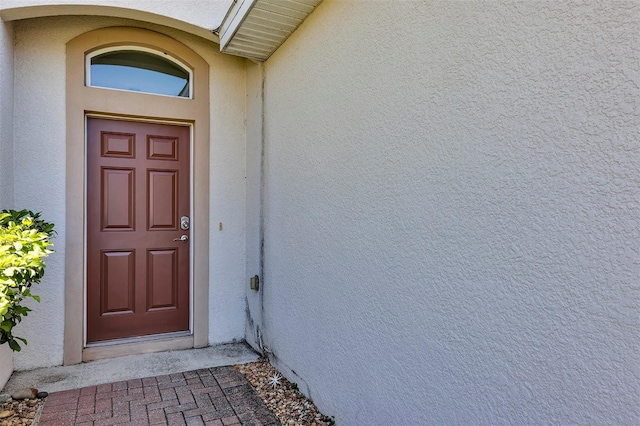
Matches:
[87,117,190,343]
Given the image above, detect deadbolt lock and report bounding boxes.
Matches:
[181,216,190,230]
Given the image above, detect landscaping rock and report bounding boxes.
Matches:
[35,392,48,399]
[0,397,43,425]
[0,410,14,419]
[0,395,10,403]
[9,389,37,401]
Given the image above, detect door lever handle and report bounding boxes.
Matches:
[173,235,189,242]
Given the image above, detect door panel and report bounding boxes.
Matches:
[87,118,190,343]
[101,250,135,315]
[148,170,178,229]
[101,168,135,230]
[147,249,179,311]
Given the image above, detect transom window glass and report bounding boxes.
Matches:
[88,47,191,98]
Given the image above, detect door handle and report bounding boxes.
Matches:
[173,235,189,242]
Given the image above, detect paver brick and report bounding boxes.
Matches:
[186,416,206,425]
[94,415,132,426]
[95,389,128,400]
[200,376,218,387]
[164,402,197,415]
[77,407,97,416]
[145,385,162,398]
[167,412,187,426]
[112,380,129,391]
[130,395,162,407]
[183,406,217,418]
[128,378,143,388]
[49,389,81,399]
[75,408,114,423]
[221,415,241,425]
[183,370,199,379]
[78,394,96,410]
[112,397,130,409]
[177,390,196,405]
[161,387,178,401]
[156,374,172,383]
[80,386,98,396]
[96,383,112,393]
[143,376,159,386]
[130,404,149,421]
[170,372,185,381]
[127,386,145,398]
[147,399,180,411]
[149,408,169,425]
[42,398,79,410]
[94,397,112,413]
[40,365,281,426]
[158,379,187,389]
[196,368,212,377]
[210,396,232,412]
[193,392,213,408]
[38,409,77,424]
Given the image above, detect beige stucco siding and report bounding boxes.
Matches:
[0,19,13,207]
[259,1,640,424]
[11,16,247,369]
[0,0,232,40]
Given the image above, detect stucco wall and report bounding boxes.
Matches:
[0,19,13,207]
[0,0,232,38]
[244,62,264,352]
[261,1,639,424]
[0,18,15,387]
[11,16,247,369]
[0,343,12,390]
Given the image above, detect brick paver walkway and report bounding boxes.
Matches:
[37,366,279,426]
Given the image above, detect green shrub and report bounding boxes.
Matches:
[0,209,55,351]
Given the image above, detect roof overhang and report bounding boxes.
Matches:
[218,0,322,62]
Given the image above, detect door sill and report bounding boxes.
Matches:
[83,333,193,362]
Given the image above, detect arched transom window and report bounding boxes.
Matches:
[86,47,192,98]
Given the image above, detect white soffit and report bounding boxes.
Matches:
[218,0,322,61]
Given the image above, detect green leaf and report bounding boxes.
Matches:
[8,339,21,351]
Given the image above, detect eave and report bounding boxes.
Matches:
[218,0,322,62]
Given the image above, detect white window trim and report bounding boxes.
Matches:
[86,45,194,99]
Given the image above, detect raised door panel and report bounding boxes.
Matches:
[101,168,135,231]
[148,170,178,230]
[100,250,135,315]
[147,249,179,311]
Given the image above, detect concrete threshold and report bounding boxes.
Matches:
[2,342,260,394]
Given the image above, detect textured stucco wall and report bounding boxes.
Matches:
[261,1,639,424]
[0,343,12,390]
[244,62,264,352]
[0,18,13,207]
[0,18,14,385]
[11,16,247,369]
